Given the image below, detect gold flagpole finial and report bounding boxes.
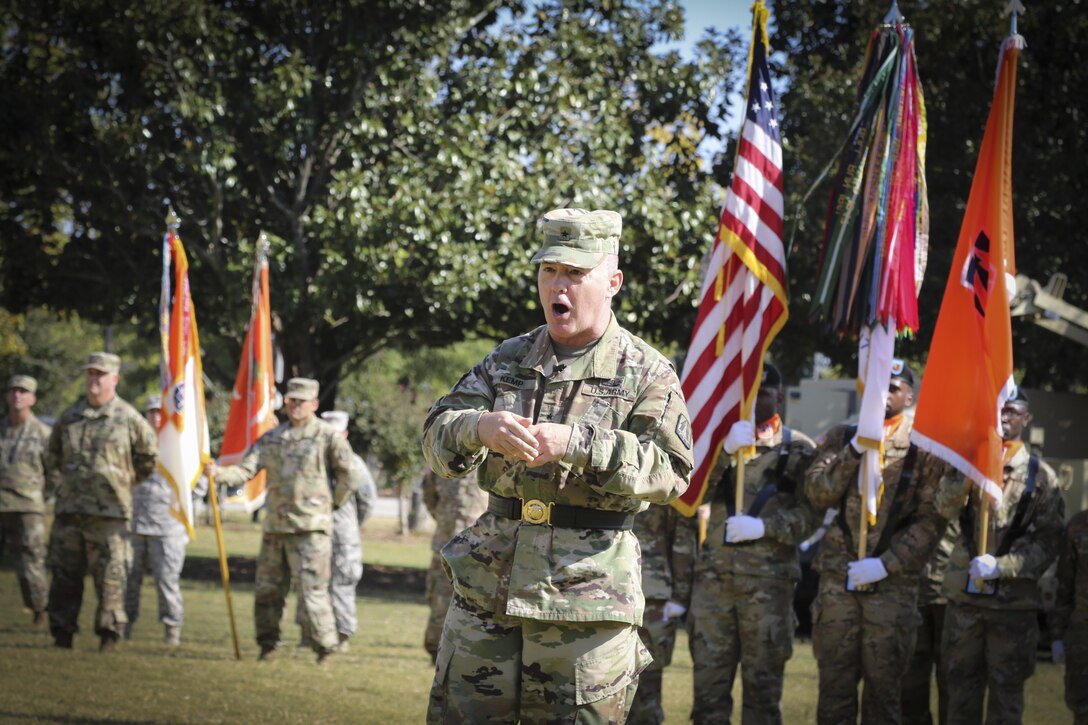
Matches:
[165,205,180,230]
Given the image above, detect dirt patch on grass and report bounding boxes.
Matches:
[181,556,426,594]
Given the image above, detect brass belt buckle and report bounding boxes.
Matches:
[520,498,553,525]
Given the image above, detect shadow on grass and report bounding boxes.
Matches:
[0,713,150,725]
[181,557,426,596]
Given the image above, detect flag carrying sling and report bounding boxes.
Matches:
[676,0,787,516]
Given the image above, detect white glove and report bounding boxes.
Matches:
[969,554,1000,581]
[1052,640,1066,665]
[726,515,765,543]
[723,420,756,455]
[847,557,889,587]
[849,433,865,455]
[662,601,687,622]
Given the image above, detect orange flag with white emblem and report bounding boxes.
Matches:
[910,34,1023,506]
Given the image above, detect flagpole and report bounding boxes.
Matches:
[207,468,242,660]
[974,499,990,592]
[734,455,746,515]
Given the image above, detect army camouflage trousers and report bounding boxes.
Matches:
[812,574,920,725]
[125,534,186,628]
[0,511,48,613]
[428,594,651,724]
[255,531,337,653]
[689,573,795,725]
[628,598,681,725]
[900,603,947,725]
[941,603,1038,725]
[1065,622,1088,724]
[425,551,453,661]
[47,514,130,637]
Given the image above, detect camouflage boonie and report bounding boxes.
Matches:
[216,417,361,535]
[421,314,693,625]
[1054,511,1088,722]
[421,468,488,658]
[48,396,158,519]
[255,531,338,653]
[942,444,1064,611]
[0,413,52,513]
[0,511,48,612]
[48,514,130,636]
[941,604,1039,723]
[428,595,650,724]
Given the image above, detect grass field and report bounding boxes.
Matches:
[0,514,1070,723]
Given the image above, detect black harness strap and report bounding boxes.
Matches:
[962,454,1039,558]
[835,440,918,558]
[717,427,794,517]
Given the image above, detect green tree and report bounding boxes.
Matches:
[770,0,1088,388]
[1,0,741,401]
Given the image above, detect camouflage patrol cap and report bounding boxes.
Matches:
[8,375,37,393]
[82,352,121,374]
[321,410,350,433]
[284,377,319,401]
[531,208,622,269]
[144,394,162,412]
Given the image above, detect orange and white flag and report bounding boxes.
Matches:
[911,34,1024,507]
[158,215,211,539]
[219,236,277,512]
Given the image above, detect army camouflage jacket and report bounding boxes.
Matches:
[805,419,960,583]
[635,503,698,604]
[131,471,188,537]
[47,396,158,520]
[331,454,378,539]
[421,467,488,554]
[217,417,361,535]
[943,445,1064,611]
[918,524,957,607]
[0,413,52,513]
[1053,510,1088,639]
[696,425,819,583]
[421,315,693,624]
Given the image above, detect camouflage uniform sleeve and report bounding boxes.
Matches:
[668,508,698,606]
[354,458,378,524]
[803,426,856,512]
[880,454,952,577]
[996,465,1065,580]
[1052,515,1080,640]
[421,359,494,478]
[565,363,692,504]
[216,438,264,488]
[421,470,440,516]
[131,410,159,481]
[328,435,361,509]
[44,420,62,501]
[762,439,822,546]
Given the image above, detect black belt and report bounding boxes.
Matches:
[487,494,635,530]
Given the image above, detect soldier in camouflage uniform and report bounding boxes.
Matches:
[212,378,361,664]
[628,502,697,725]
[0,375,52,628]
[422,208,693,723]
[296,410,377,651]
[1054,508,1088,725]
[688,363,819,725]
[805,363,962,724]
[940,389,1064,724]
[45,353,159,651]
[420,465,488,662]
[123,395,188,645]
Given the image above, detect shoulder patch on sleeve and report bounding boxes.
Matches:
[675,414,692,450]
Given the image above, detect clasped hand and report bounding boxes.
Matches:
[478,412,572,467]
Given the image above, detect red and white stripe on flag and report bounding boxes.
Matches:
[674,7,788,516]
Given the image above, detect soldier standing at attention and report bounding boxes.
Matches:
[421,208,693,723]
[1053,506,1088,725]
[940,389,1064,724]
[209,378,360,664]
[420,465,487,663]
[628,502,697,725]
[688,363,819,725]
[45,352,158,651]
[0,375,52,628]
[123,395,188,645]
[804,362,961,724]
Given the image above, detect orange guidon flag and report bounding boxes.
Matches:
[910,34,1023,507]
[219,236,277,512]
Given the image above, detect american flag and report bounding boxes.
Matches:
[674,7,788,516]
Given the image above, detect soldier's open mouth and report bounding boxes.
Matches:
[552,303,570,318]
